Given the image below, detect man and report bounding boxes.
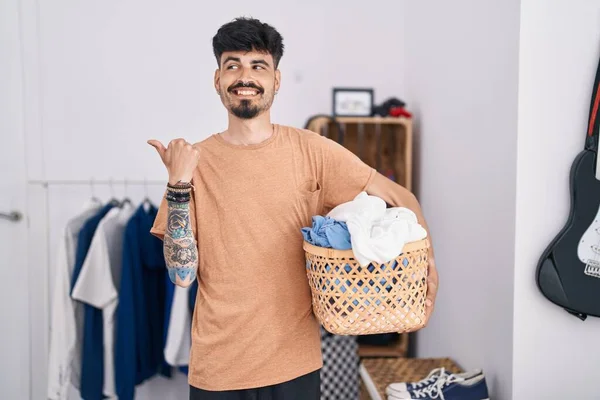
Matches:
[148,16,438,400]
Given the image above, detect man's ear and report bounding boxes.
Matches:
[214,69,220,93]
[274,69,281,93]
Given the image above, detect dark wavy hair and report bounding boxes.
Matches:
[212,17,284,68]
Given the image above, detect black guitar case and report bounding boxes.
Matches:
[536,48,600,321]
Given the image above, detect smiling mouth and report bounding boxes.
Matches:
[231,88,261,97]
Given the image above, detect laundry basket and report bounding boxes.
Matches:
[304,239,430,335]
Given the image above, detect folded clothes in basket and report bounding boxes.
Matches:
[327,192,428,267]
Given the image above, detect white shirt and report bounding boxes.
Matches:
[47,200,102,400]
[164,285,192,366]
[71,204,134,398]
[327,191,428,266]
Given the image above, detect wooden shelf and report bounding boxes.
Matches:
[358,332,409,358]
[306,116,413,191]
[328,116,412,125]
[358,344,406,358]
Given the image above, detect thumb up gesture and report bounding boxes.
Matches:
[148,138,201,185]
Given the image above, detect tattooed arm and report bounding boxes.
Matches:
[163,200,198,287]
[147,137,201,287]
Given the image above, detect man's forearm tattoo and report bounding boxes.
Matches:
[164,201,198,285]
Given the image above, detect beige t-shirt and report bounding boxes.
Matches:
[150,124,376,391]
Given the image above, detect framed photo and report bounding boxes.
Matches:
[332,88,374,117]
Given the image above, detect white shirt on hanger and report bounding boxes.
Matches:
[47,200,102,400]
[71,203,135,398]
[164,284,192,366]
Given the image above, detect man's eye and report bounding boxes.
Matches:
[227,65,238,70]
[254,65,264,70]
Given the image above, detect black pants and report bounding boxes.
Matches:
[189,369,321,400]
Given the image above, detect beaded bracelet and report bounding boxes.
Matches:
[166,192,190,203]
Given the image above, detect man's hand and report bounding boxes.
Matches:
[148,138,201,185]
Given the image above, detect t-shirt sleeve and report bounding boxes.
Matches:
[150,187,198,242]
[315,134,377,210]
[71,225,117,309]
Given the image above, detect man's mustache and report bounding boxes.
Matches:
[228,82,264,93]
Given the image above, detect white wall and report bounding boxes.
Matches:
[33,0,408,183]
[513,1,600,399]
[403,2,521,399]
[405,1,600,399]
[17,1,409,398]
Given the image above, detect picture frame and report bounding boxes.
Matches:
[332,88,374,117]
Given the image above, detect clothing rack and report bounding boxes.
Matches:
[29,179,167,200]
[29,179,166,187]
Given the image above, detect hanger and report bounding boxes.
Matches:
[108,177,121,207]
[141,177,153,212]
[89,178,102,205]
[120,178,133,208]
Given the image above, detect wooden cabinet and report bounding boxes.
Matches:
[306,116,413,191]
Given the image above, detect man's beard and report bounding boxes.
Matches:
[225,82,273,119]
[230,99,261,119]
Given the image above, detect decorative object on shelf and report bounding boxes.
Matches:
[536,43,600,321]
[372,97,412,119]
[332,87,374,117]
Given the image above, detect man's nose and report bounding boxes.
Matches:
[238,65,255,81]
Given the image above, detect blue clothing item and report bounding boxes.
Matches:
[188,279,198,315]
[115,204,168,400]
[301,216,351,250]
[70,202,115,400]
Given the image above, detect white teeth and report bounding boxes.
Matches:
[235,90,258,96]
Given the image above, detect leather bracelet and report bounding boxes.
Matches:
[168,181,193,190]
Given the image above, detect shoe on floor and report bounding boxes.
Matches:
[386,367,448,396]
[386,368,482,397]
[387,370,489,400]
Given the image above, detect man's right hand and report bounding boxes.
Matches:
[147,138,201,185]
